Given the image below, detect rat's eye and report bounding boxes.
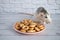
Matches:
[45,16,47,18]
[41,15,43,16]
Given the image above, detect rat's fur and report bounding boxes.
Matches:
[19,7,52,24]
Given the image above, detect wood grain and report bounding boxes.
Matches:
[0,12,60,40]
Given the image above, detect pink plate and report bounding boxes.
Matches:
[13,23,45,35]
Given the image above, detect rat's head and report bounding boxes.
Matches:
[35,7,52,24]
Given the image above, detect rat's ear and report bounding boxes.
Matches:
[36,7,48,14]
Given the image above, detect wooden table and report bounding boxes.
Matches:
[0,12,60,40]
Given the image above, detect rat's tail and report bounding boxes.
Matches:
[18,12,34,16]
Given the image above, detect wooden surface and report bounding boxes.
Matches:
[0,12,60,40]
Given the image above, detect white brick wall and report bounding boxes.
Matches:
[0,0,60,14]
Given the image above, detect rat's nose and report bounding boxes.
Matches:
[46,18,52,24]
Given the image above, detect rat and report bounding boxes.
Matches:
[19,7,52,24]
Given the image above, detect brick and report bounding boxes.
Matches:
[55,10,60,14]
[0,5,4,12]
[9,0,24,4]
[0,4,22,12]
[31,0,47,5]
[19,0,32,4]
[19,8,35,13]
[47,0,56,5]
[56,0,60,4]
[2,4,21,8]
[21,3,36,8]
[9,0,35,4]
[47,9,55,14]
[0,0,10,4]
[46,5,59,10]
[3,7,22,12]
